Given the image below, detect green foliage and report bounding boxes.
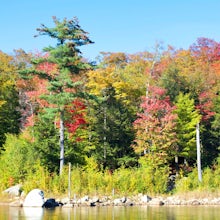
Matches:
[0,52,20,150]
[174,93,201,161]
[136,155,170,194]
[175,157,220,193]
[31,117,60,173]
[22,160,51,193]
[199,91,220,167]
[87,87,137,170]
[0,134,36,189]
[1,35,220,196]
[19,16,94,175]
[159,65,189,102]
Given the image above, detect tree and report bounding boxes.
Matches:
[200,92,220,167]
[20,16,93,174]
[0,134,37,187]
[173,93,201,165]
[86,52,145,169]
[133,86,177,163]
[0,51,20,151]
[159,64,189,102]
[87,87,137,170]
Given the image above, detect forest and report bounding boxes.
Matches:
[0,17,220,196]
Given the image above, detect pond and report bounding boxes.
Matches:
[1,205,220,219]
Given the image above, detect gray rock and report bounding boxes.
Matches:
[113,198,122,205]
[113,197,127,205]
[148,198,164,206]
[140,195,152,203]
[3,184,22,197]
[63,203,74,208]
[43,198,60,208]
[77,195,89,204]
[23,189,45,207]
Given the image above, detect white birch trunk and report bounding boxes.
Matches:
[59,110,65,175]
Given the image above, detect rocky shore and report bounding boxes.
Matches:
[3,194,220,208]
[2,185,220,207]
[58,194,220,207]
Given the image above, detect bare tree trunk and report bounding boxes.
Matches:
[196,123,202,182]
[59,110,65,175]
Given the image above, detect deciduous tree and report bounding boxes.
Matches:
[133,86,177,163]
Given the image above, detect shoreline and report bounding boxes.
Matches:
[2,194,220,207]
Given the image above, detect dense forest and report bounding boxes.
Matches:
[0,17,220,196]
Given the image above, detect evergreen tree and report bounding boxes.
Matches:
[87,87,137,170]
[20,16,93,174]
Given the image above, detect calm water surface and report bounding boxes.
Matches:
[1,205,220,220]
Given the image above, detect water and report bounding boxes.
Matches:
[1,205,220,220]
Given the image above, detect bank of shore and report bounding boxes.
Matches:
[2,192,220,207]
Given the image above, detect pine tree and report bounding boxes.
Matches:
[20,16,93,174]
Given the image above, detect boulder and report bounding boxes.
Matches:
[3,184,22,197]
[148,198,164,206]
[23,189,45,207]
[43,198,60,208]
[140,195,152,203]
[113,197,127,206]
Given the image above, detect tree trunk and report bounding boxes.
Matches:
[196,123,202,182]
[59,110,65,175]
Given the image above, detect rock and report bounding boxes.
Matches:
[113,197,127,206]
[140,195,152,203]
[63,203,74,208]
[3,184,22,197]
[113,198,122,205]
[91,196,99,203]
[9,200,22,207]
[90,201,96,206]
[43,198,60,208]
[148,198,164,206]
[124,198,134,206]
[121,197,127,203]
[77,195,89,204]
[60,197,70,204]
[188,199,200,205]
[23,189,45,207]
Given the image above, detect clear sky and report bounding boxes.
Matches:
[1,0,220,61]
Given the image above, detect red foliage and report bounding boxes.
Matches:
[133,86,177,156]
[196,91,216,122]
[135,86,176,127]
[65,99,87,134]
[190,37,220,62]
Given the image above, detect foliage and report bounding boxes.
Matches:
[173,93,201,162]
[86,53,141,170]
[0,134,36,189]
[1,33,220,195]
[133,86,177,162]
[175,157,220,193]
[19,16,94,174]
[0,52,20,150]
[86,87,137,170]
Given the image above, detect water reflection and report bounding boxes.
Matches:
[9,207,44,220]
[23,207,44,219]
[1,205,220,220]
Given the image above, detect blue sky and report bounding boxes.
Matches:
[1,0,220,61]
